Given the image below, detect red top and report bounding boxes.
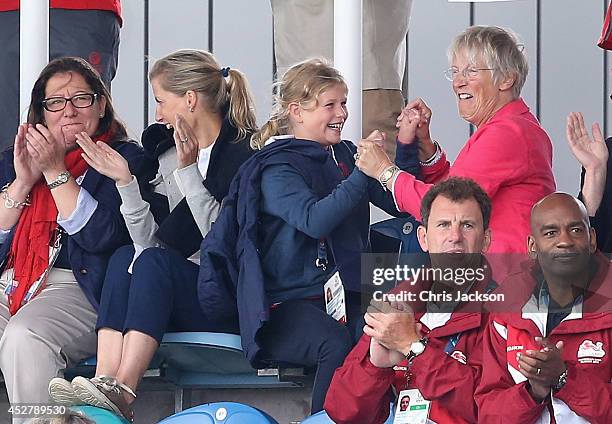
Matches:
[393,98,555,254]
[1,1,122,25]
[324,273,495,424]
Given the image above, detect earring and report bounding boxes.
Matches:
[189,107,194,112]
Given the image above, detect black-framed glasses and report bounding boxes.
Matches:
[444,67,495,82]
[42,93,98,112]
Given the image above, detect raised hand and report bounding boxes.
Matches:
[76,132,132,186]
[404,98,436,161]
[396,106,421,145]
[566,112,608,171]
[13,123,42,189]
[173,113,199,169]
[25,123,66,176]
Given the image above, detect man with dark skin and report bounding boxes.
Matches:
[476,192,612,423]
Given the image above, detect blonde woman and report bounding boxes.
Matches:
[48,49,256,421]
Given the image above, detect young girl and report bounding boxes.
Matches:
[48,49,257,421]
[201,58,417,414]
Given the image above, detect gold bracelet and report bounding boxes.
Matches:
[1,183,31,209]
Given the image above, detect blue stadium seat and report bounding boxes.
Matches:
[370,216,424,255]
[158,332,308,412]
[301,404,395,423]
[158,402,279,424]
[70,406,129,424]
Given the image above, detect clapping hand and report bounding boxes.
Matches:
[517,337,566,402]
[25,123,67,176]
[364,299,422,367]
[76,132,132,186]
[13,123,42,190]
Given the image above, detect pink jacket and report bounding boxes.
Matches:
[394,98,555,253]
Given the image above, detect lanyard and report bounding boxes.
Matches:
[315,238,328,271]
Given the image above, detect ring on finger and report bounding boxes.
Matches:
[181,138,188,143]
[354,152,360,161]
[536,368,541,376]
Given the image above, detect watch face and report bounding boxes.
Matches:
[411,341,425,355]
[59,173,69,183]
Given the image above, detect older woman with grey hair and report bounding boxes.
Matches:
[355,25,556,253]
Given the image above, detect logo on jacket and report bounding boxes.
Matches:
[577,339,606,364]
[450,350,467,364]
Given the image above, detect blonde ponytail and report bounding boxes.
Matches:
[251,119,280,150]
[225,68,257,140]
[149,49,258,142]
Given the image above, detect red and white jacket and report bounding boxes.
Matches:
[1,1,122,25]
[476,253,612,423]
[324,274,496,424]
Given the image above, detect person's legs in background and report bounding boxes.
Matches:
[362,0,413,160]
[50,9,120,89]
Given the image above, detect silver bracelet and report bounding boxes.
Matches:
[420,141,443,167]
[1,183,31,209]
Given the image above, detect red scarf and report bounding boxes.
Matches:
[6,129,114,314]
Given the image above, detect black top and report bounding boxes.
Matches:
[136,118,253,257]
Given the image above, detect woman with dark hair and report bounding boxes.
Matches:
[0,56,142,421]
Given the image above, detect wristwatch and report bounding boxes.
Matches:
[47,171,71,190]
[405,337,428,364]
[553,368,568,392]
[378,165,400,189]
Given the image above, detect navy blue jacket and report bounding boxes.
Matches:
[0,140,144,309]
[136,119,253,257]
[198,137,418,366]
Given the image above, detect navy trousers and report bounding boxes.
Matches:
[256,293,363,414]
[96,245,237,343]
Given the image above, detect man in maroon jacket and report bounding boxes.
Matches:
[324,177,496,424]
[0,0,122,151]
[476,192,612,423]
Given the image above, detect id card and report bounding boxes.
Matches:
[324,271,346,324]
[393,389,431,424]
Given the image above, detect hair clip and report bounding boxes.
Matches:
[221,67,231,77]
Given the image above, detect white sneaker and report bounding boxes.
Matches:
[48,377,81,406]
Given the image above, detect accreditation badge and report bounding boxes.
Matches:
[393,389,431,424]
[324,270,346,324]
